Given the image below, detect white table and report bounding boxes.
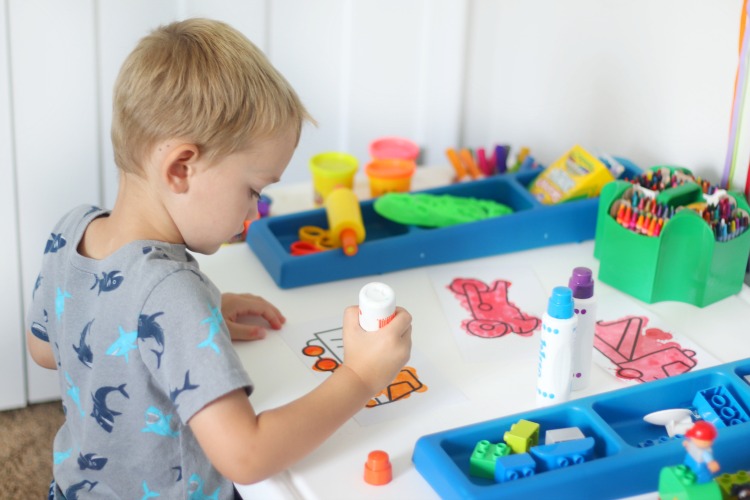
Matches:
[194,167,750,499]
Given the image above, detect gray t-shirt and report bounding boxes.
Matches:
[27,205,253,499]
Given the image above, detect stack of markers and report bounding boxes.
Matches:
[692,196,750,242]
[610,191,674,237]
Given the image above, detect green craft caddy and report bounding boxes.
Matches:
[594,168,750,307]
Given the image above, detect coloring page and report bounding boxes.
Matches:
[278,317,465,426]
[429,262,546,362]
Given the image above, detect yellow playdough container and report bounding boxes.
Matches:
[309,152,359,206]
[365,159,416,197]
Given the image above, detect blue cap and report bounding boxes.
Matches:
[547,286,574,319]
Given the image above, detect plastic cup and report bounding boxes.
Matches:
[369,137,419,162]
[309,152,358,206]
[365,159,416,197]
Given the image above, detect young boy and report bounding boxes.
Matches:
[26,18,412,499]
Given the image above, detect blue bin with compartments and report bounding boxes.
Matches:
[247,159,641,288]
[412,358,750,499]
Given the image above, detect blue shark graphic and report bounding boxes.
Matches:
[33,273,42,298]
[142,245,170,259]
[73,319,94,368]
[198,306,223,354]
[30,321,49,342]
[106,326,138,363]
[91,383,129,433]
[172,466,183,482]
[65,480,98,500]
[187,474,220,500]
[55,288,72,321]
[90,270,124,295]
[77,452,108,471]
[138,312,165,368]
[45,233,67,254]
[141,481,160,499]
[54,448,72,464]
[64,372,85,417]
[142,406,179,438]
[83,206,100,217]
[169,371,199,405]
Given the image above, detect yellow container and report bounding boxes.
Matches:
[365,159,416,197]
[528,145,615,205]
[309,152,359,206]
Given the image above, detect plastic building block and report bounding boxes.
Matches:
[716,470,750,498]
[364,450,392,485]
[544,427,585,444]
[638,435,681,448]
[494,453,536,483]
[503,420,540,454]
[529,437,594,472]
[469,440,511,479]
[692,385,750,428]
[658,465,722,500]
[643,408,695,437]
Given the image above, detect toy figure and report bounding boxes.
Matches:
[683,421,720,483]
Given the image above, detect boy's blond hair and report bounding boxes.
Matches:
[112,18,311,174]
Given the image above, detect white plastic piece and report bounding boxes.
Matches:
[358,282,396,332]
[545,427,586,444]
[643,408,694,437]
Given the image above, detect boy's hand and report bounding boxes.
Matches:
[221,292,286,340]
[341,305,412,396]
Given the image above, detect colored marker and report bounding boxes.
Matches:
[568,268,596,391]
[536,286,577,407]
[445,148,467,181]
[359,282,396,332]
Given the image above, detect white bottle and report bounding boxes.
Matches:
[359,282,396,332]
[568,267,596,391]
[536,286,577,407]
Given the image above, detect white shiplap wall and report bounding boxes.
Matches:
[0,0,743,408]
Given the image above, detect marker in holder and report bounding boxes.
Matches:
[359,282,396,331]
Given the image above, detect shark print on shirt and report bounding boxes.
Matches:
[73,320,94,368]
[106,326,138,363]
[77,452,108,471]
[138,312,166,368]
[90,384,129,433]
[198,306,223,354]
[45,233,67,254]
[90,270,124,295]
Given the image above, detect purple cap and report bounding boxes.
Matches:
[568,267,594,299]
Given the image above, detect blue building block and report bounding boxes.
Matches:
[529,437,595,472]
[692,385,749,428]
[469,440,511,480]
[494,453,536,483]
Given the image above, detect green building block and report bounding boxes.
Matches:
[659,465,722,500]
[469,440,511,479]
[503,419,540,454]
[715,469,749,499]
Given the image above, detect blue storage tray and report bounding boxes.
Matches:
[247,161,641,289]
[412,358,750,499]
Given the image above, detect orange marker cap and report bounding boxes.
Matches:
[364,450,392,485]
[340,228,358,256]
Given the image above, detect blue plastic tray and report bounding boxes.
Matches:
[412,358,750,499]
[247,162,641,289]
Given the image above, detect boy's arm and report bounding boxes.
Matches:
[26,330,57,369]
[189,306,412,485]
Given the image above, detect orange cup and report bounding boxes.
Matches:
[365,159,416,197]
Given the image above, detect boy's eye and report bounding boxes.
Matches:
[250,188,261,200]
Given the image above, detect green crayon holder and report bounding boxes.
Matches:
[594,167,750,307]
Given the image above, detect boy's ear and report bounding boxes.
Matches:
[163,144,199,194]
